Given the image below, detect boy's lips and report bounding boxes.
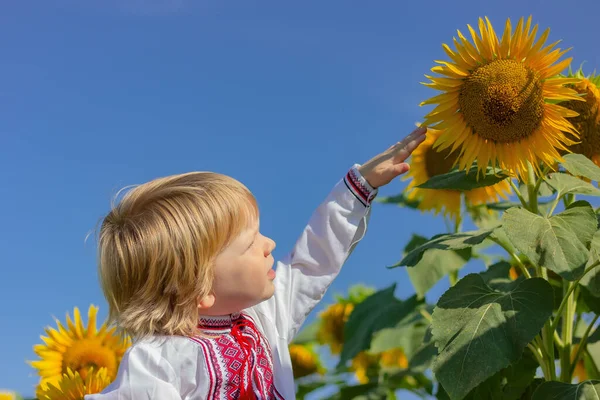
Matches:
[267,269,276,279]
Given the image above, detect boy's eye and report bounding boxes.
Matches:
[246,235,258,251]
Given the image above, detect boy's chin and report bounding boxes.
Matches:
[257,283,276,303]
[263,283,276,300]
[242,283,276,310]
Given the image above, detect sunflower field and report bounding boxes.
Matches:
[5,15,600,400]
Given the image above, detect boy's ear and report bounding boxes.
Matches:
[197,294,216,310]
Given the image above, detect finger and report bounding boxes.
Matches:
[394,162,410,175]
[392,126,427,151]
[403,126,427,142]
[394,134,427,162]
[414,126,428,136]
[405,133,427,152]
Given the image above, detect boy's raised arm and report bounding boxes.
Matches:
[254,127,427,341]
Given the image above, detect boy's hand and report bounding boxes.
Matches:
[358,127,427,188]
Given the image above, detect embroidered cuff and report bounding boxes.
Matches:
[343,164,378,207]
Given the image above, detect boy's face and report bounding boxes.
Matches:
[203,216,277,315]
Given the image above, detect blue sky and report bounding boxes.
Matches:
[1,0,599,397]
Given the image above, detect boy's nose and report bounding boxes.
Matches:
[267,237,276,254]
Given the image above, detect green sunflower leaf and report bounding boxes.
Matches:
[579,286,600,314]
[375,192,421,209]
[391,228,494,268]
[336,383,387,399]
[296,380,330,399]
[585,339,600,380]
[337,286,423,368]
[561,153,600,182]
[369,317,429,359]
[487,201,525,210]
[469,205,502,229]
[417,165,509,191]
[546,173,600,198]
[399,234,471,298]
[479,260,518,292]
[496,349,539,400]
[293,319,320,344]
[408,327,437,373]
[431,274,554,400]
[532,380,600,399]
[579,231,600,297]
[502,201,597,281]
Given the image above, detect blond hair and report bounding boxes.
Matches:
[98,171,257,339]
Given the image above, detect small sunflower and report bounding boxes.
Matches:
[316,286,374,355]
[0,391,22,400]
[30,305,130,396]
[289,344,325,379]
[351,352,380,384]
[350,348,410,383]
[405,127,511,220]
[562,69,600,166]
[316,302,354,354]
[509,266,520,281]
[421,16,583,178]
[38,368,112,400]
[380,348,409,369]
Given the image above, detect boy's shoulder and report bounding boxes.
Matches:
[125,335,207,367]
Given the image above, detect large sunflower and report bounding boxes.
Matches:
[561,70,600,166]
[289,344,325,379]
[421,16,583,178]
[30,305,130,396]
[37,368,112,400]
[405,127,511,220]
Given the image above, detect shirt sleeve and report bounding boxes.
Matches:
[84,342,185,400]
[253,164,377,342]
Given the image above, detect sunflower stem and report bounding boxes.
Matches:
[547,195,562,218]
[560,283,577,382]
[552,282,579,334]
[551,260,600,333]
[534,333,558,380]
[443,216,453,234]
[508,178,528,209]
[570,315,600,378]
[449,270,459,286]
[419,309,433,323]
[489,236,532,279]
[526,161,539,214]
[515,260,532,280]
[454,214,462,234]
[542,321,556,380]
[528,343,551,381]
[555,331,565,349]
[532,164,552,196]
[445,215,463,286]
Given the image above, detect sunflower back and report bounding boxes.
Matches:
[98,171,258,339]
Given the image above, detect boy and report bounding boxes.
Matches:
[88,126,427,399]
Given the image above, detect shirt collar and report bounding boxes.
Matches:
[198,312,242,331]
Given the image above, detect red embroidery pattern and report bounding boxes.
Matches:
[344,167,375,206]
[190,314,283,399]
